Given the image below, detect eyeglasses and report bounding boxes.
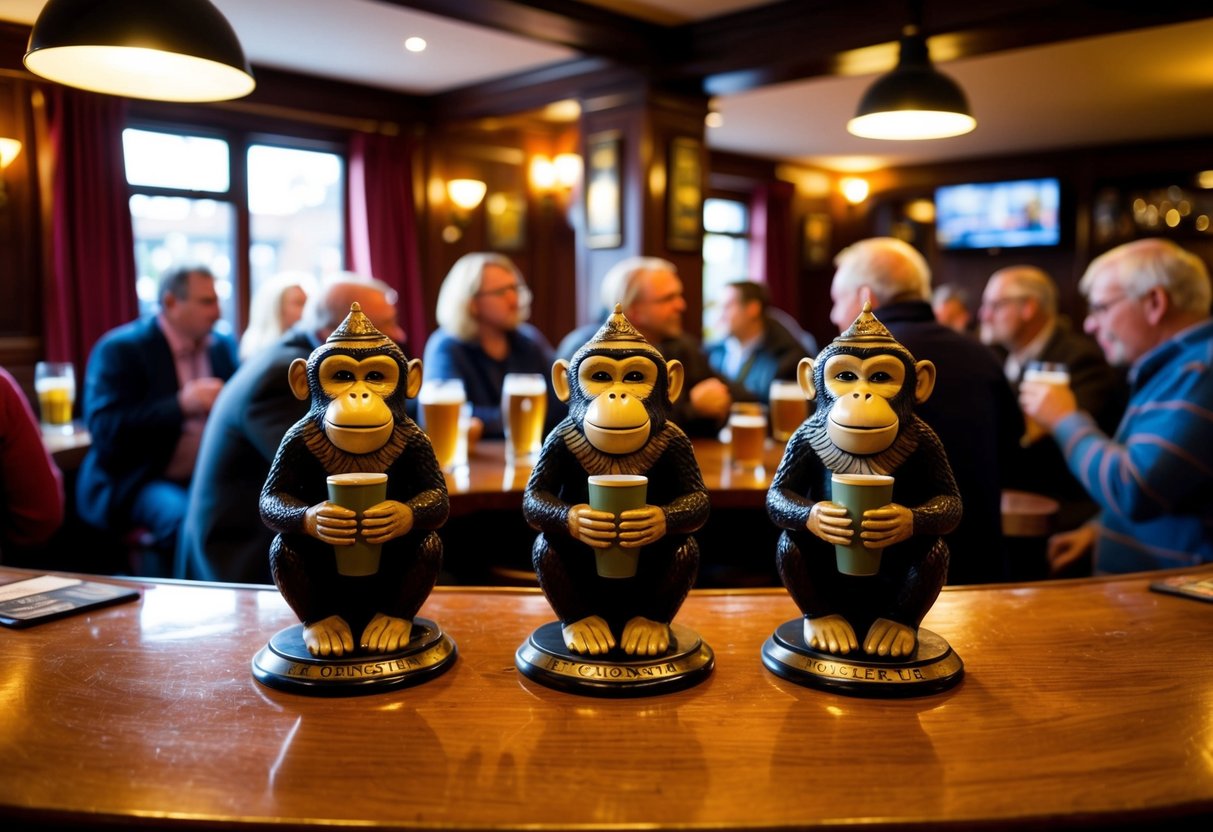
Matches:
[979,296,1028,313]
[1085,294,1133,318]
[475,283,523,299]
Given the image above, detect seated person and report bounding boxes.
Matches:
[979,265,1127,531]
[0,366,64,562]
[422,253,565,439]
[1020,238,1213,575]
[238,271,316,361]
[178,273,404,583]
[76,266,237,577]
[931,283,976,335]
[706,280,807,404]
[556,256,731,437]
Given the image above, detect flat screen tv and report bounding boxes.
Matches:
[934,178,1061,250]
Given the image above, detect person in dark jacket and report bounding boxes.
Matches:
[706,280,808,405]
[829,238,1023,584]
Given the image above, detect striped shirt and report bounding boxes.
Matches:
[1053,319,1213,572]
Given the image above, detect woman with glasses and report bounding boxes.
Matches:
[423,252,564,439]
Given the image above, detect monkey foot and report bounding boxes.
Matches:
[303,615,355,657]
[562,615,616,655]
[360,613,413,653]
[621,616,671,656]
[804,614,858,655]
[863,618,918,657]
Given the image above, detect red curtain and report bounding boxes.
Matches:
[347,131,425,357]
[42,88,137,371]
[750,180,797,317]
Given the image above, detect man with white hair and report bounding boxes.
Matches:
[178,273,405,583]
[829,238,1022,584]
[978,265,1125,531]
[1020,238,1213,574]
[557,256,732,436]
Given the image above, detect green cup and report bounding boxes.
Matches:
[587,474,648,578]
[326,472,388,576]
[830,473,895,576]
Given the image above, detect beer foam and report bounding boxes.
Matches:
[729,414,768,429]
[327,472,388,486]
[769,381,804,400]
[1023,370,1070,385]
[418,381,466,404]
[502,374,547,396]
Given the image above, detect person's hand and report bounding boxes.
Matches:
[466,416,484,451]
[1047,524,1096,575]
[1019,380,1078,432]
[689,378,731,421]
[179,377,224,416]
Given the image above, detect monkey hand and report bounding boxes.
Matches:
[807,501,852,545]
[859,503,913,549]
[617,505,666,548]
[305,502,357,545]
[360,500,414,543]
[568,504,616,549]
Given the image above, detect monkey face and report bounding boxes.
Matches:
[578,354,659,454]
[317,354,399,454]
[821,353,904,455]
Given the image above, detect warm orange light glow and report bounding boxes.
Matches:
[840,177,870,204]
[0,138,22,169]
[447,178,487,211]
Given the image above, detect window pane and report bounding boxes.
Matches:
[248,144,345,297]
[123,129,230,192]
[129,195,237,335]
[704,197,748,234]
[702,232,751,342]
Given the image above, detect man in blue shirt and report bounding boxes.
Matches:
[1021,238,1213,573]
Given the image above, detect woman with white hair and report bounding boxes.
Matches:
[238,271,317,361]
[422,252,563,438]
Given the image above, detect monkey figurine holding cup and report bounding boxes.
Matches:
[763,303,964,696]
[252,303,456,695]
[516,306,714,696]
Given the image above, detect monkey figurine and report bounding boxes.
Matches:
[766,302,961,669]
[260,303,449,662]
[522,305,710,666]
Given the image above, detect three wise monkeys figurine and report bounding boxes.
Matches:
[251,303,457,695]
[763,302,965,696]
[515,305,715,696]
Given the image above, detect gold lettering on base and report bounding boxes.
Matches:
[787,653,945,683]
[543,656,687,682]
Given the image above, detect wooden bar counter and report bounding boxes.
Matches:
[2,566,1212,829]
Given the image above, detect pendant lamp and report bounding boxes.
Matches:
[847,23,975,141]
[24,0,255,102]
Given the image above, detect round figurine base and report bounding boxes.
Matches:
[516,621,714,697]
[761,619,963,698]
[252,617,456,697]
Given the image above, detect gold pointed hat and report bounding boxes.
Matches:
[833,301,901,349]
[326,302,395,349]
[574,303,662,360]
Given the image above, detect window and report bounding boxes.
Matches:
[702,196,751,342]
[123,127,345,337]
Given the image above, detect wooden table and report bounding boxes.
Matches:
[2,566,1211,829]
[445,438,784,515]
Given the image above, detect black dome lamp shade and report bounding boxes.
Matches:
[24,0,255,102]
[846,24,975,141]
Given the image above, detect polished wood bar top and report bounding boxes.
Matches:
[446,438,783,515]
[2,566,1212,830]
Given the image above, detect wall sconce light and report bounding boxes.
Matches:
[0,138,22,209]
[23,0,255,102]
[443,178,487,243]
[847,19,975,141]
[530,153,581,212]
[840,176,870,205]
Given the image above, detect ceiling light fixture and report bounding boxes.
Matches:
[23,0,255,102]
[847,11,974,141]
[404,37,427,53]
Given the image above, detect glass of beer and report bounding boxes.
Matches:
[502,373,547,461]
[34,361,75,434]
[728,403,767,470]
[419,379,467,471]
[1021,361,1070,447]
[769,380,808,442]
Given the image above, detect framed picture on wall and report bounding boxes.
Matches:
[666,137,703,251]
[586,131,623,249]
[486,191,526,251]
[803,213,832,267]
